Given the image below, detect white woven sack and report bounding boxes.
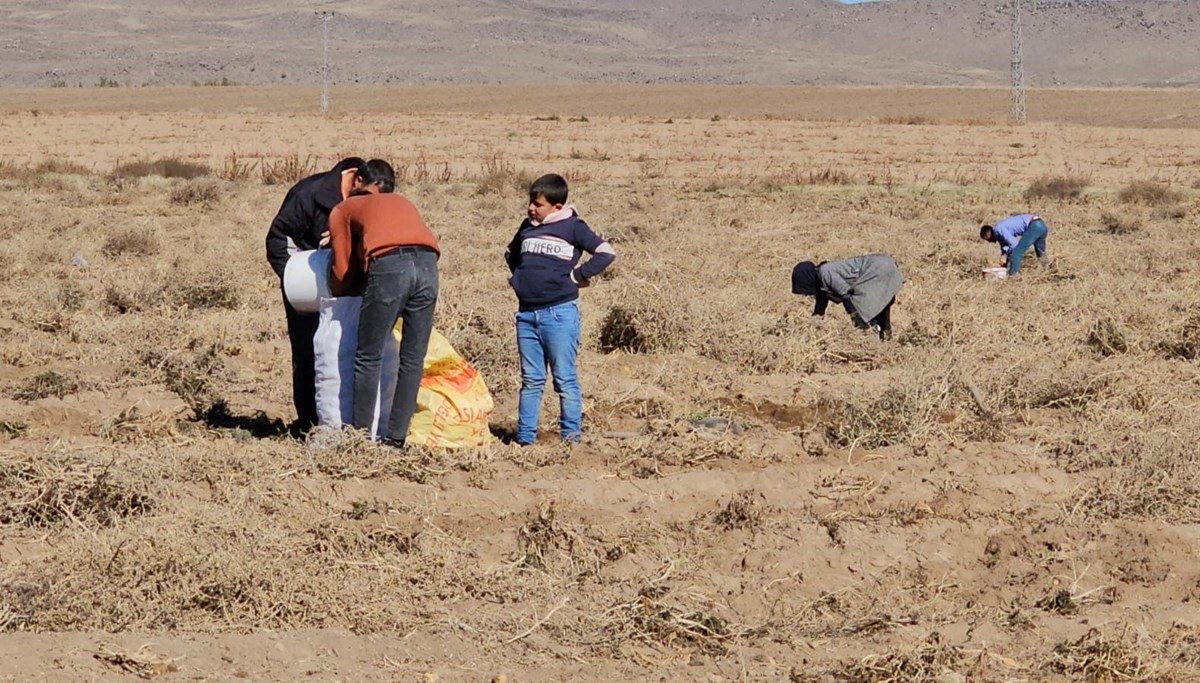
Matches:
[312,296,399,439]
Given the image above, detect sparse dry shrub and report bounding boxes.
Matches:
[34,160,90,175]
[403,153,454,184]
[1099,210,1141,235]
[93,644,179,679]
[638,159,667,179]
[996,360,1114,414]
[1047,628,1158,682]
[819,383,945,449]
[57,279,88,313]
[0,160,91,183]
[879,114,930,125]
[602,583,747,656]
[142,344,226,419]
[104,281,164,314]
[1024,372,1113,411]
[561,166,597,185]
[1074,430,1200,523]
[516,499,589,572]
[435,303,517,392]
[101,229,160,257]
[0,421,27,440]
[1024,174,1088,201]
[260,153,316,185]
[0,515,383,632]
[112,157,210,180]
[1152,203,1187,220]
[474,155,535,195]
[599,306,651,353]
[169,178,222,206]
[216,151,258,181]
[0,451,154,529]
[1087,317,1129,356]
[1155,310,1200,361]
[616,422,748,476]
[598,304,687,354]
[11,371,82,401]
[803,166,855,185]
[827,633,966,683]
[1032,581,1073,616]
[0,501,504,633]
[167,272,241,310]
[306,517,422,558]
[1119,180,1182,206]
[96,406,182,444]
[310,429,439,483]
[713,490,764,530]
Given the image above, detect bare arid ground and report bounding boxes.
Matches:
[1,86,1200,682]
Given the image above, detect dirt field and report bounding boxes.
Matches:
[1,86,1199,682]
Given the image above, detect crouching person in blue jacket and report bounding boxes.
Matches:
[980,213,1052,276]
[505,174,616,445]
[792,253,904,340]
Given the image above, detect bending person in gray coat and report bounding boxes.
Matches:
[791,253,904,340]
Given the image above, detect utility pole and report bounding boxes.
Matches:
[1010,0,1026,124]
[316,11,335,114]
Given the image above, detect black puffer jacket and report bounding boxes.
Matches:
[265,158,362,278]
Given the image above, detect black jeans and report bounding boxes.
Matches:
[283,289,320,430]
[836,296,894,340]
[871,299,894,337]
[352,248,439,443]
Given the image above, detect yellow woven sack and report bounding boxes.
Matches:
[394,326,494,449]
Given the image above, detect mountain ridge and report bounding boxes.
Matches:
[1,1,1197,88]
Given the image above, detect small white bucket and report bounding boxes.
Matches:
[981,267,1009,281]
[283,249,333,313]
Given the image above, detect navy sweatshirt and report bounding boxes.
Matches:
[505,210,615,312]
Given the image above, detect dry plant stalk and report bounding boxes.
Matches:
[712,490,764,531]
[97,405,185,444]
[94,643,179,679]
[0,452,154,530]
[603,583,750,656]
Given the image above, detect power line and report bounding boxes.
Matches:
[1010,0,1026,124]
[316,11,335,114]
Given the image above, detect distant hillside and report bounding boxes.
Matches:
[1,0,1197,88]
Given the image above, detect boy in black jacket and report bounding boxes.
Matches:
[504,174,615,445]
[265,156,363,434]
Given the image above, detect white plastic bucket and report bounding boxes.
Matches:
[981,267,1009,281]
[283,249,333,313]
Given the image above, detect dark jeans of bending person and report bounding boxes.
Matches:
[815,293,894,341]
[283,289,320,432]
[351,247,439,444]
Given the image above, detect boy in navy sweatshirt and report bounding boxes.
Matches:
[505,174,616,445]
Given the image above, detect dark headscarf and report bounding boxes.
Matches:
[791,261,820,296]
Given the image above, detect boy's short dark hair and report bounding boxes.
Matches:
[333,157,366,174]
[358,159,396,193]
[529,173,569,205]
[979,225,994,241]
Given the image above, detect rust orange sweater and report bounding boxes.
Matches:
[328,192,440,295]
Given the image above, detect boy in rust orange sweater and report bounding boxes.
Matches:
[328,159,440,447]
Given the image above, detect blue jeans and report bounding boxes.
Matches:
[1008,219,1048,276]
[515,301,582,444]
[352,248,439,443]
